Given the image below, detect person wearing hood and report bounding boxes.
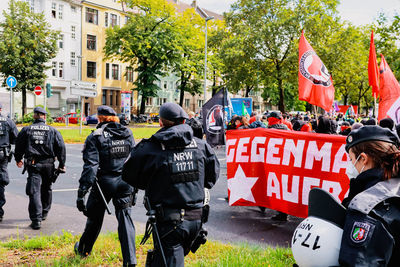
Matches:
[15,106,66,230]
[316,115,333,134]
[74,106,136,267]
[122,102,220,267]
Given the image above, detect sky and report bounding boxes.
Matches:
[182,0,400,26]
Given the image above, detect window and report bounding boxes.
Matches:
[71,26,76,39]
[126,67,134,82]
[52,62,57,77]
[112,64,119,80]
[58,62,64,78]
[106,63,110,79]
[157,98,167,106]
[51,2,56,18]
[125,16,129,24]
[70,52,76,66]
[102,90,106,105]
[184,99,190,108]
[197,99,204,107]
[105,12,108,27]
[85,7,98,24]
[111,14,118,27]
[169,81,174,90]
[71,6,76,12]
[163,81,167,89]
[146,97,153,106]
[58,34,64,49]
[87,35,96,51]
[87,61,96,78]
[58,4,63,20]
[109,90,114,105]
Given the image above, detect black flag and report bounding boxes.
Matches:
[202,89,227,147]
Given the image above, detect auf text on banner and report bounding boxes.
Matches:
[226,128,349,218]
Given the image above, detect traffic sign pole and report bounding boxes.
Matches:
[44,84,47,112]
[6,76,17,120]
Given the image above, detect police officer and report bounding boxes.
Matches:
[74,106,136,267]
[15,106,66,230]
[0,103,18,222]
[292,125,400,266]
[122,102,220,267]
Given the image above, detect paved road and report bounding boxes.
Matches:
[0,144,301,247]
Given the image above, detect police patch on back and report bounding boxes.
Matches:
[110,139,130,159]
[30,125,49,145]
[170,150,198,174]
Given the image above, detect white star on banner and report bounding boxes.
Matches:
[228,165,259,205]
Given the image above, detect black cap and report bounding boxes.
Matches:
[33,106,47,115]
[267,111,282,120]
[345,125,400,152]
[159,102,188,120]
[97,105,116,116]
[379,117,394,131]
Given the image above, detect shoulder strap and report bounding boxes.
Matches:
[93,124,107,136]
[349,178,400,214]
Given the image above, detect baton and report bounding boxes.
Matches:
[95,178,111,215]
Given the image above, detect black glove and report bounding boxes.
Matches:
[77,188,88,213]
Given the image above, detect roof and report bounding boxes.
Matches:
[167,0,223,20]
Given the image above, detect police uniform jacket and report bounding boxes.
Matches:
[339,168,400,266]
[79,122,135,191]
[122,123,220,210]
[14,118,65,167]
[0,114,18,147]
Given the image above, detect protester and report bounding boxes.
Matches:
[249,115,266,128]
[15,107,66,230]
[379,117,394,131]
[282,113,293,130]
[0,103,18,223]
[365,118,377,125]
[339,125,400,265]
[122,102,219,266]
[316,116,333,134]
[267,111,289,131]
[238,116,250,129]
[339,121,351,136]
[351,122,363,130]
[74,106,136,266]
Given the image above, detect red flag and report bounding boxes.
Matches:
[378,54,400,121]
[298,31,335,111]
[368,31,380,97]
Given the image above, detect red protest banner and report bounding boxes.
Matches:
[226,128,348,218]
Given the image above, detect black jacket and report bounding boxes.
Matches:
[15,119,65,167]
[0,114,18,147]
[79,122,135,190]
[340,169,400,266]
[122,123,220,210]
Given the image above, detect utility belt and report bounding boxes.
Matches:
[156,207,203,223]
[22,157,55,174]
[0,146,12,162]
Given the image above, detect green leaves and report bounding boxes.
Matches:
[0,0,58,116]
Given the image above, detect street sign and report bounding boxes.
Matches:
[34,86,42,96]
[71,80,97,90]
[6,76,17,88]
[71,88,98,97]
[70,80,97,98]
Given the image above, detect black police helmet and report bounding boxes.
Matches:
[33,106,47,115]
[159,102,188,121]
[345,125,400,152]
[98,105,116,116]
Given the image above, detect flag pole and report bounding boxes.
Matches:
[373,94,377,118]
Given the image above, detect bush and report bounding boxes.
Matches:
[22,105,54,124]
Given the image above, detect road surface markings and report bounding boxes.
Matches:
[53,188,78,192]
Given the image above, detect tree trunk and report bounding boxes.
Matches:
[343,94,348,105]
[276,64,284,112]
[140,96,146,115]
[179,71,186,106]
[22,87,27,117]
[212,70,217,96]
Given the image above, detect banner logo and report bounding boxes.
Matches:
[300,50,332,87]
[206,105,223,134]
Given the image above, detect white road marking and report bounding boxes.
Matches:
[53,188,78,192]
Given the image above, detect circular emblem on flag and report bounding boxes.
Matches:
[299,50,332,87]
[206,105,223,134]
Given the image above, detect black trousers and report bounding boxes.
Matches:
[78,175,136,266]
[0,157,9,218]
[150,220,202,267]
[25,161,54,222]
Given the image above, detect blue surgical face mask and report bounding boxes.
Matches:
[346,154,365,179]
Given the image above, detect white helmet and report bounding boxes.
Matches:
[291,188,347,267]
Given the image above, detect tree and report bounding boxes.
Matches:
[104,0,183,114]
[222,0,340,112]
[172,8,205,106]
[0,0,58,117]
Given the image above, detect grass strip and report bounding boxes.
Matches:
[58,127,159,143]
[0,231,295,266]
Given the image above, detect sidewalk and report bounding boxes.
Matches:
[0,192,145,241]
